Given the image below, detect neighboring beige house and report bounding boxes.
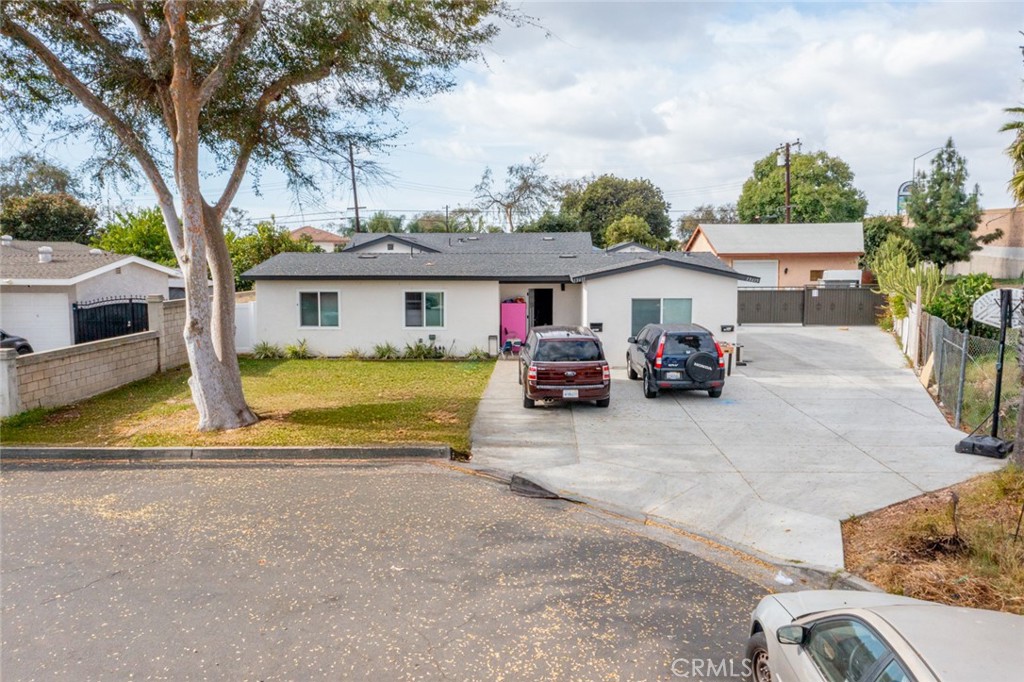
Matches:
[290,225,350,252]
[244,232,756,365]
[947,208,1024,279]
[0,237,180,351]
[683,222,864,287]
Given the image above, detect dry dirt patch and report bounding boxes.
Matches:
[843,466,1024,614]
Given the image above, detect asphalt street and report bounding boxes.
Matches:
[1,462,769,681]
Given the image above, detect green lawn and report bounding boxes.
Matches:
[0,359,496,455]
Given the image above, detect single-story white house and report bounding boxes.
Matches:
[0,237,181,351]
[244,233,757,365]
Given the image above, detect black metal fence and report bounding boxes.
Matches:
[72,297,149,344]
[738,286,885,326]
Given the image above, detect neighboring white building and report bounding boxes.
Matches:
[244,233,756,365]
[0,238,180,351]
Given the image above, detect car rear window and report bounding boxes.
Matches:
[534,339,603,362]
[664,334,714,354]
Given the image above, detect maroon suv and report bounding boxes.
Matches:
[518,326,611,408]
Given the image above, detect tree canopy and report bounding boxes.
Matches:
[906,138,993,269]
[92,206,177,267]
[561,174,671,247]
[676,203,737,242]
[1002,106,1024,205]
[737,149,867,223]
[0,192,98,243]
[228,222,321,291]
[604,214,661,249]
[0,153,82,202]
[474,154,554,232]
[861,215,905,269]
[0,1,516,430]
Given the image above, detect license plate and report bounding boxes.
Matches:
[665,371,681,380]
[562,389,579,399]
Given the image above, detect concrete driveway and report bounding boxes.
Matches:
[470,326,1003,570]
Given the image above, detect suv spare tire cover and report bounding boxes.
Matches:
[685,352,717,382]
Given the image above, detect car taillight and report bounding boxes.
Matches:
[602,364,610,382]
[528,364,537,382]
[714,341,725,368]
[654,336,665,369]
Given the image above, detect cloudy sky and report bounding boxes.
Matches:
[23,1,1024,232]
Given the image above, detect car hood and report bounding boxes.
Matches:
[771,590,927,620]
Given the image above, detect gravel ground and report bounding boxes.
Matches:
[1,461,767,681]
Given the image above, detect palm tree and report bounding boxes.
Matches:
[1001,106,1024,205]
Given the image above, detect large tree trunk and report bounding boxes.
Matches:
[168,26,257,432]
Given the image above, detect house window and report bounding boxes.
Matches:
[387,243,394,251]
[405,291,444,328]
[810,269,824,281]
[630,298,692,335]
[299,291,340,327]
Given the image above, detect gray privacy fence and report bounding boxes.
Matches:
[917,311,1020,440]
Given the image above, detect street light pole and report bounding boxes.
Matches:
[911,146,943,187]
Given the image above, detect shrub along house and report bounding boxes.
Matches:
[243,233,756,365]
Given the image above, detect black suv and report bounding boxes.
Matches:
[519,326,610,408]
[626,323,724,399]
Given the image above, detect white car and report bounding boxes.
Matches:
[745,590,1024,682]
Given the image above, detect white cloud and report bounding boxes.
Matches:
[397,1,1021,217]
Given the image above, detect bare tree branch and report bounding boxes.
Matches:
[0,13,182,251]
[213,60,337,219]
[197,0,264,107]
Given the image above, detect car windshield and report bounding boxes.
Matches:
[534,339,602,362]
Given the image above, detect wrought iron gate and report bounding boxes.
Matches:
[72,297,149,344]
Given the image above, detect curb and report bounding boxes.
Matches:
[502,469,881,593]
[0,445,451,463]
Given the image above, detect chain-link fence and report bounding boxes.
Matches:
[920,312,1020,440]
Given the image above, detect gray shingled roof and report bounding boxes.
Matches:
[0,239,126,280]
[243,249,757,283]
[696,223,864,254]
[345,232,597,254]
[0,239,178,282]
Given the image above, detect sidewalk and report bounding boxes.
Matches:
[469,326,1003,570]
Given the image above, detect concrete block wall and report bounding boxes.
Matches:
[160,298,189,370]
[7,332,160,413]
[1,296,196,417]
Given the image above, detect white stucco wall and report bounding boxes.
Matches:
[75,263,172,302]
[352,238,429,254]
[498,282,583,327]
[0,285,73,351]
[581,265,740,367]
[254,279,500,356]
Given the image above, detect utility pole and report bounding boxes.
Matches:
[778,139,800,223]
[348,142,363,233]
[445,204,450,232]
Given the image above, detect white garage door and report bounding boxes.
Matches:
[735,260,779,288]
[0,292,72,351]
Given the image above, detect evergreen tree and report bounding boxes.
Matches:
[906,138,993,269]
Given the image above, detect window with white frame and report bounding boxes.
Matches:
[405,291,444,328]
[630,298,692,335]
[299,291,340,327]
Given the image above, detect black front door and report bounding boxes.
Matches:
[531,288,553,326]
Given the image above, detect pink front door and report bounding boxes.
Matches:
[500,302,527,345]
